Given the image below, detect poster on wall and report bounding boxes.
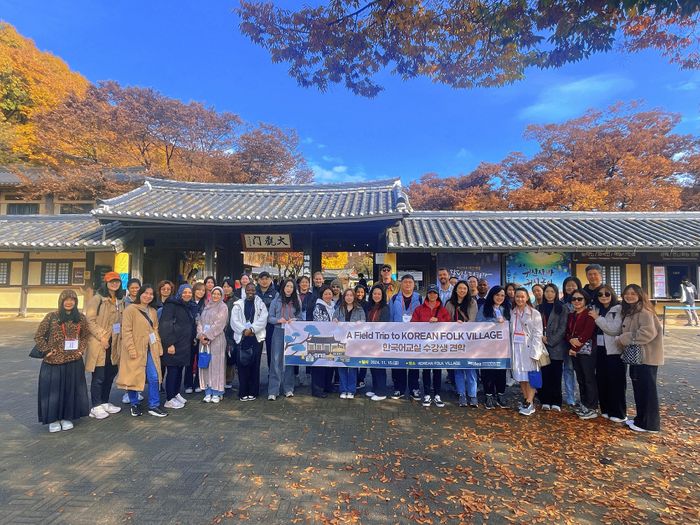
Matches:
[505,252,572,289]
[436,254,501,285]
[653,266,666,298]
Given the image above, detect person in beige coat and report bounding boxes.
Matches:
[116,284,167,418]
[616,284,664,433]
[84,271,124,420]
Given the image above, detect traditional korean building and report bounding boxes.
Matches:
[1,177,699,314]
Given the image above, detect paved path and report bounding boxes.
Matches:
[0,319,698,524]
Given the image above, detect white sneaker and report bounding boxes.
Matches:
[102,403,122,414]
[194,387,203,393]
[184,388,193,394]
[365,391,375,397]
[422,395,432,407]
[371,395,386,401]
[268,394,276,401]
[541,404,551,411]
[164,399,184,409]
[610,416,628,423]
[48,421,61,433]
[60,420,73,430]
[551,405,562,412]
[122,393,130,404]
[346,393,354,399]
[175,394,187,404]
[203,395,212,403]
[433,395,445,408]
[340,393,347,399]
[89,405,110,419]
[211,395,221,403]
[285,392,294,398]
[601,413,610,419]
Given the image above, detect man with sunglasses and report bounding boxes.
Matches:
[379,264,398,300]
[583,264,605,308]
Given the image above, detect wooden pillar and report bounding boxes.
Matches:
[205,232,216,279]
[18,252,29,317]
[308,231,322,275]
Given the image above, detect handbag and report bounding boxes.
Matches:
[528,370,543,388]
[621,340,643,365]
[29,312,54,358]
[198,344,212,369]
[538,347,551,367]
[576,340,593,356]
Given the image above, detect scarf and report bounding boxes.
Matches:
[315,298,335,321]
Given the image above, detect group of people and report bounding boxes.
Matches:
[35,263,664,434]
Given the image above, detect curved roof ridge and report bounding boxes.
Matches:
[142,176,401,191]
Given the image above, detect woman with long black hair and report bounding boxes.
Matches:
[84,271,124,420]
[537,283,568,412]
[476,286,511,409]
[364,284,391,401]
[267,278,302,400]
[445,280,479,407]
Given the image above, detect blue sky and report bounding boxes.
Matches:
[2,0,699,185]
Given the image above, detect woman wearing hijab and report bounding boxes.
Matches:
[184,282,206,394]
[197,286,229,403]
[159,284,196,409]
[116,284,167,417]
[84,271,124,420]
[35,289,91,432]
[221,277,237,390]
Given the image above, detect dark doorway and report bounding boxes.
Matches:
[667,265,691,299]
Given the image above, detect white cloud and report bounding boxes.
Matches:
[667,73,700,92]
[301,136,315,145]
[322,154,343,163]
[456,148,473,159]
[311,163,367,183]
[519,74,635,122]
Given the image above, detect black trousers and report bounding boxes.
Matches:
[573,351,598,410]
[369,368,387,396]
[90,347,118,407]
[311,367,333,396]
[597,349,627,419]
[482,368,506,396]
[422,369,442,395]
[238,341,263,398]
[392,369,419,394]
[357,368,367,383]
[539,359,563,406]
[630,364,660,431]
[264,323,275,368]
[164,365,183,400]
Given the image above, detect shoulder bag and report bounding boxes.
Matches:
[621,333,643,365]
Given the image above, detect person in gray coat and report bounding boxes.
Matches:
[267,278,301,400]
[537,284,568,411]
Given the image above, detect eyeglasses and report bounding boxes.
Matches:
[571,297,585,302]
[597,292,611,297]
[381,268,391,272]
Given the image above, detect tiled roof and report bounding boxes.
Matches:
[93,178,410,224]
[0,215,128,251]
[387,211,700,251]
[0,166,146,187]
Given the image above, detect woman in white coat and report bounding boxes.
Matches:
[230,283,269,401]
[510,288,545,416]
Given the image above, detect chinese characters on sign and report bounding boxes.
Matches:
[242,233,292,251]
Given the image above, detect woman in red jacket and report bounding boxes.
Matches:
[411,284,450,408]
[566,289,598,420]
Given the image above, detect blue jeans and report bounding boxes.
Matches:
[205,387,224,396]
[338,368,357,394]
[129,352,160,408]
[562,353,577,405]
[454,369,477,397]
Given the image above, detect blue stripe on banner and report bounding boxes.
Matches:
[284,356,511,369]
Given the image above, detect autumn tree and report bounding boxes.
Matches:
[409,104,695,212]
[238,1,700,97]
[0,22,88,159]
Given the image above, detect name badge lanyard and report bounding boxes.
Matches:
[61,322,81,351]
[513,310,526,344]
[401,296,413,322]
